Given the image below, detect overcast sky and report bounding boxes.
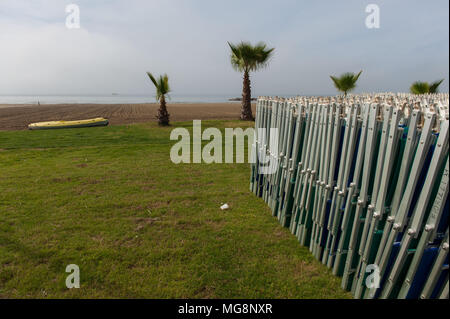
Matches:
[0,0,448,96]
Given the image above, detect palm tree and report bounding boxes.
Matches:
[330,71,363,97]
[147,72,171,126]
[228,41,275,121]
[410,79,444,94]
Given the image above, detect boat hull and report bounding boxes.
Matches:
[28,118,109,130]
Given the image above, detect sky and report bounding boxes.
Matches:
[0,0,448,96]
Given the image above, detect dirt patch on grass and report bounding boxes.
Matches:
[91,235,105,244]
[51,177,72,183]
[82,178,104,185]
[133,217,161,231]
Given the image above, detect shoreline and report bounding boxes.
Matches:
[0,101,244,109]
[0,100,246,109]
[0,102,255,131]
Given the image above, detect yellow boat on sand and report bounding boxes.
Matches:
[28,118,109,130]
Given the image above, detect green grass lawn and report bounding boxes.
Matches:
[0,120,351,298]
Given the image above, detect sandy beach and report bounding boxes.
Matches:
[0,103,256,131]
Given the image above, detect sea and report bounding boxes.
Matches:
[0,94,247,105]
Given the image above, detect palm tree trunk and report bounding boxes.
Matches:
[241,70,254,121]
[157,95,170,126]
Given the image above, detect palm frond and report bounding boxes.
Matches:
[329,71,362,94]
[159,74,170,95]
[353,70,363,82]
[330,76,340,90]
[147,72,171,101]
[410,81,430,95]
[228,41,275,73]
[429,79,444,93]
[147,72,158,87]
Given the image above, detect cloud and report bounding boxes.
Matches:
[0,23,149,94]
[0,0,448,96]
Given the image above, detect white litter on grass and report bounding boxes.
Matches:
[220,203,229,210]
